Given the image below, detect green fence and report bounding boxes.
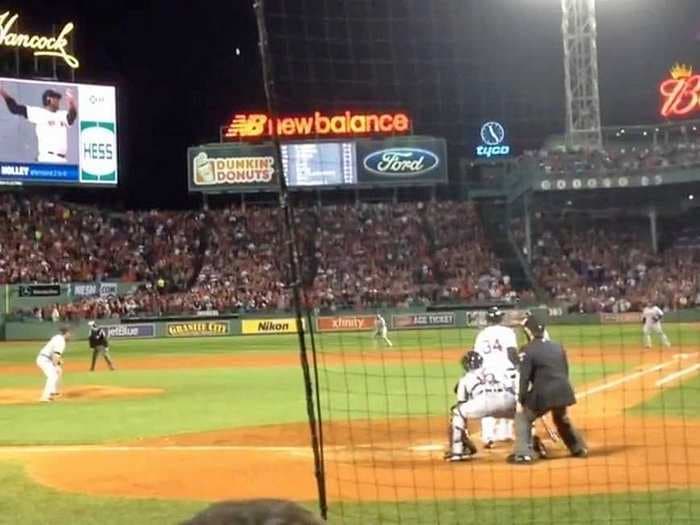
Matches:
[2,306,699,342]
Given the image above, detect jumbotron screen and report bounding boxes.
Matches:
[0,77,117,187]
[281,142,357,187]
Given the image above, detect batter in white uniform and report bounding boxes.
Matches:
[473,307,519,446]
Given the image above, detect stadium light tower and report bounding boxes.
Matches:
[561,0,603,150]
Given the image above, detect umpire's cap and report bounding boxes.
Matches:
[486,306,504,324]
[461,350,483,372]
[521,311,546,342]
[42,89,62,106]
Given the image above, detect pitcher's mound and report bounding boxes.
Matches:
[0,386,163,405]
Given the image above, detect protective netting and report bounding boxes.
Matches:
[257,1,700,523]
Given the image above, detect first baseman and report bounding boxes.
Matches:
[0,82,77,163]
[641,302,671,349]
[36,327,70,402]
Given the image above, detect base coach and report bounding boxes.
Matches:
[508,314,587,464]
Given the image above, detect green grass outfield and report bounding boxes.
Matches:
[0,323,698,523]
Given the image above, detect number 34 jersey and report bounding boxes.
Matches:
[473,325,518,373]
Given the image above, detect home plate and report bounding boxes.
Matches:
[410,443,444,452]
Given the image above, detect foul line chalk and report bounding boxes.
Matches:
[655,363,700,387]
[578,359,678,399]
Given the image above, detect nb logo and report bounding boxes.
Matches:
[226,114,268,137]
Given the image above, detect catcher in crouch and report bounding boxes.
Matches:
[445,350,518,461]
[446,350,548,462]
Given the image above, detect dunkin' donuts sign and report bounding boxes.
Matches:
[188,144,277,192]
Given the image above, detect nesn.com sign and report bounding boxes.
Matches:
[475,121,511,158]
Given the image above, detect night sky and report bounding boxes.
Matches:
[3,1,700,208]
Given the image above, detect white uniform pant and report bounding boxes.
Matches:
[481,416,513,443]
[36,356,59,400]
[451,392,516,454]
[643,323,671,348]
[374,327,392,346]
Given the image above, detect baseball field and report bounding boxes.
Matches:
[0,323,698,524]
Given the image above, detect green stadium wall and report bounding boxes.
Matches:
[4,306,700,342]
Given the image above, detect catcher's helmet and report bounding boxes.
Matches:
[42,89,61,106]
[486,306,504,324]
[461,350,483,371]
[521,312,546,342]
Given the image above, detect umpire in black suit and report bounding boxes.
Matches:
[508,314,587,463]
[88,321,115,371]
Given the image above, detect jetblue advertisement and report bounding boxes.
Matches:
[0,77,117,187]
[356,136,447,185]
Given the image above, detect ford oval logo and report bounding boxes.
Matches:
[363,148,439,177]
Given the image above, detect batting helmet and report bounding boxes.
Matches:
[486,306,504,324]
[42,89,61,106]
[461,350,483,372]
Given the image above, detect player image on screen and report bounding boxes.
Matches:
[0,81,77,163]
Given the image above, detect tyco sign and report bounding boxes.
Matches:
[223,110,411,141]
[659,63,700,118]
[0,12,79,69]
[166,321,229,337]
[241,318,304,335]
[475,121,510,158]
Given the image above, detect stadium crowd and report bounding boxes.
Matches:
[522,212,700,313]
[521,130,700,178]
[6,190,700,319]
[4,195,517,319]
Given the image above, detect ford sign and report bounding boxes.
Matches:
[363,148,440,177]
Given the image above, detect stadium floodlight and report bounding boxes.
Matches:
[561,0,603,150]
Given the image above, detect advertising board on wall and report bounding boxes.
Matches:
[392,312,456,329]
[18,284,61,297]
[356,136,447,185]
[166,321,229,337]
[0,77,117,187]
[71,282,118,298]
[187,143,277,193]
[659,63,700,119]
[223,110,412,141]
[104,324,155,339]
[316,315,376,332]
[241,318,303,335]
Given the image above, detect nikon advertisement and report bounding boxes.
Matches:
[241,318,304,335]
